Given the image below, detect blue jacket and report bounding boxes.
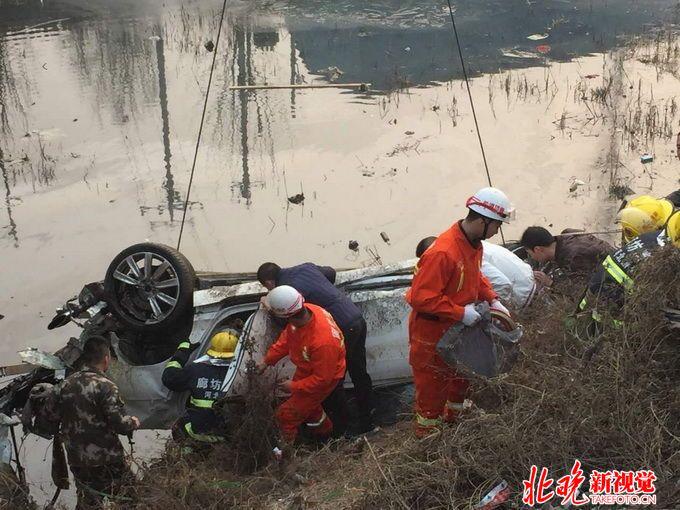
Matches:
[277,263,362,332]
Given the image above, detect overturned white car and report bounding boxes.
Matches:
[1,239,530,441]
[1,243,419,432]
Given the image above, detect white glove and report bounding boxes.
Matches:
[461,304,481,326]
[490,299,510,316]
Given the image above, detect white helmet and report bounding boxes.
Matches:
[466,187,515,223]
[266,285,305,318]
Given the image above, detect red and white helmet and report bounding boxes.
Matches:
[466,187,515,223]
[266,285,305,318]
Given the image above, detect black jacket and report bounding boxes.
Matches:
[162,342,231,438]
[277,262,362,333]
[588,229,665,305]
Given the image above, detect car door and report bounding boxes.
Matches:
[345,277,413,387]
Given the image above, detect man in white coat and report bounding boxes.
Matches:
[415,236,538,310]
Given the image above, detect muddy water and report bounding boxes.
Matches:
[1,0,679,506]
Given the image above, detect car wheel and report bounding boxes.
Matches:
[104,243,196,333]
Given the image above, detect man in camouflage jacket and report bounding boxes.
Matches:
[59,337,140,509]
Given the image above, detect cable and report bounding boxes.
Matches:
[177,0,230,251]
[444,0,506,243]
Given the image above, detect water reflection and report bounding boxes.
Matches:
[0,146,19,247]
[235,25,252,203]
[154,33,178,220]
[0,0,675,249]
[0,0,677,205]
[67,21,159,125]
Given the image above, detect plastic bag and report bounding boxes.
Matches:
[436,302,523,378]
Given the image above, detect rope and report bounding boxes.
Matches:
[177,0,230,250]
[444,0,505,244]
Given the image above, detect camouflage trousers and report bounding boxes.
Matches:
[70,462,133,510]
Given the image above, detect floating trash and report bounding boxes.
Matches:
[287,193,305,204]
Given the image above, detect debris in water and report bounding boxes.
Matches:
[501,48,540,59]
[404,46,411,52]
[584,74,600,79]
[316,66,344,82]
[527,33,549,41]
[288,193,305,205]
[348,240,359,252]
[0,314,4,321]
[72,118,78,122]
[205,40,215,52]
[641,153,654,164]
[405,131,415,135]
[569,179,585,193]
[536,44,551,54]
[380,231,390,244]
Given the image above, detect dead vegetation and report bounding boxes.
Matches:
[113,248,680,509]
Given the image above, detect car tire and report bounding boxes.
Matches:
[104,243,196,333]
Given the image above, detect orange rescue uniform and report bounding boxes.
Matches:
[406,221,498,436]
[264,303,346,442]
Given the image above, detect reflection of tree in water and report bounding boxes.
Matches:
[0,37,27,136]
[0,144,19,247]
[217,22,298,204]
[154,30,178,221]
[66,21,158,124]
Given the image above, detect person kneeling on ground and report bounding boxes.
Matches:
[162,330,238,444]
[59,336,140,510]
[259,285,346,445]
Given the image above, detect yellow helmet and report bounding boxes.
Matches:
[665,211,680,248]
[617,196,675,243]
[628,195,674,224]
[616,207,658,242]
[207,330,239,359]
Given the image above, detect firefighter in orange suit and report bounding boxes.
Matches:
[261,285,347,443]
[406,187,514,437]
